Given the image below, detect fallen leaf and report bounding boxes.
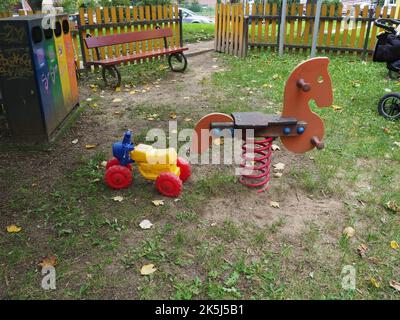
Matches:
[270,201,280,208]
[139,219,153,230]
[85,144,96,149]
[384,88,392,92]
[170,113,177,119]
[100,161,107,168]
[272,74,279,80]
[357,243,368,258]
[386,200,400,213]
[389,279,400,292]
[273,172,283,178]
[383,127,390,134]
[115,87,121,92]
[86,98,93,102]
[147,117,155,121]
[152,200,164,206]
[370,277,381,288]
[390,240,399,250]
[332,105,343,112]
[273,162,285,172]
[129,90,137,95]
[113,196,124,202]
[38,256,57,268]
[394,141,400,147]
[71,139,78,144]
[140,264,156,275]
[271,144,280,151]
[112,98,122,103]
[343,226,355,238]
[6,225,22,233]
[184,118,192,122]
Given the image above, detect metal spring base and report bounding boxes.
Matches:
[239,137,273,193]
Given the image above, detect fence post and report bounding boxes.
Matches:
[278,0,287,56]
[310,0,322,58]
[77,9,88,71]
[362,6,374,60]
[179,9,183,48]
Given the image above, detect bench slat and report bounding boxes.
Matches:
[85,28,174,49]
[88,47,188,66]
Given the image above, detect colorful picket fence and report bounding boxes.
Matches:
[77,5,182,70]
[215,2,398,58]
[214,3,248,58]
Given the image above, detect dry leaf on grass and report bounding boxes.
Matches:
[269,201,280,208]
[386,200,400,213]
[390,240,399,250]
[389,280,400,292]
[170,113,177,119]
[271,144,280,151]
[357,244,368,258]
[85,144,96,149]
[370,277,381,288]
[6,225,22,233]
[152,200,164,206]
[38,256,57,268]
[343,226,355,238]
[332,105,343,112]
[112,98,122,103]
[71,139,78,144]
[273,172,283,178]
[113,196,124,202]
[139,219,153,230]
[115,87,121,92]
[140,264,157,275]
[273,162,285,172]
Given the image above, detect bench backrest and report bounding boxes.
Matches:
[84,28,174,49]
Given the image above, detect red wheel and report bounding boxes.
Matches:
[105,165,132,189]
[177,157,191,182]
[106,157,132,170]
[155,172,182,197]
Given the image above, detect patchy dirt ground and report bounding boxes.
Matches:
[0,51,360,299]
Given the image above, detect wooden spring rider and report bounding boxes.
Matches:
[191,57,333,192]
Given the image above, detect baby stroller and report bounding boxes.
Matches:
[372,18,400,120]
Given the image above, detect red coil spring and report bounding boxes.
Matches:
[239,136,273,193]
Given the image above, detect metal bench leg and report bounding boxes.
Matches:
[102,65,122,88]
[168,53,187,72]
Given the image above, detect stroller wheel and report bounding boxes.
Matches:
[388,70,400,80]
[378,93,400,120]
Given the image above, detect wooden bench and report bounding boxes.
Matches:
[84,28,188,87]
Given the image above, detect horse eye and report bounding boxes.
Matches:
[317,76,324,83]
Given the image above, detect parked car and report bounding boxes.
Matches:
[179,8,214,24]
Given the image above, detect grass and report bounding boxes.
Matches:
[182,23,215,44]
[1,48,400,300]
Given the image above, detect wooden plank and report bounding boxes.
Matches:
[87,7,97,69]
[264,3,271,45]
[221,4,227,53]
[95,7,105,60]
[214,3,220,51]
[118,6,127,60]
[79,7,90,65]
[234,4,240,56]
[103,7,113,58]
[288,3,296,51]
[271,3,277,44]
[349,4,360,52]
[325,4,335,51]
[157,5,164,50]
[110,7,119,58]
[174,4,180,48]
[257,3,263,50]
[72,29,81,69]
[333,4,343,55]
[341,5,351,51]
[125,6,133,55]
[168,5,175,48]
[250,3,256,46]
[238,4,244,57]
[229,5,235,54]
[317,4,327,51]
[369,5,381,50]
[357,5,368,51]
[133,7,140,53]
[145,6,152,53]
[151,5,158,52]
[296,4,304,51]
[139,6,146,52]
[163,5,171,49]
[303,4,312,48]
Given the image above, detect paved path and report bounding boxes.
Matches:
[185,40,214,57]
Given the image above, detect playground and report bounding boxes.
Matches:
[0,1,399,301]
[1,48,399,299]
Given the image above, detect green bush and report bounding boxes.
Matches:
[0,0,19,12]
[187,0,202,13]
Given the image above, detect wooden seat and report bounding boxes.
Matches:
[84,28,188,87]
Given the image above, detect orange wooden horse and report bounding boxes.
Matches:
[191,57,333,191]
